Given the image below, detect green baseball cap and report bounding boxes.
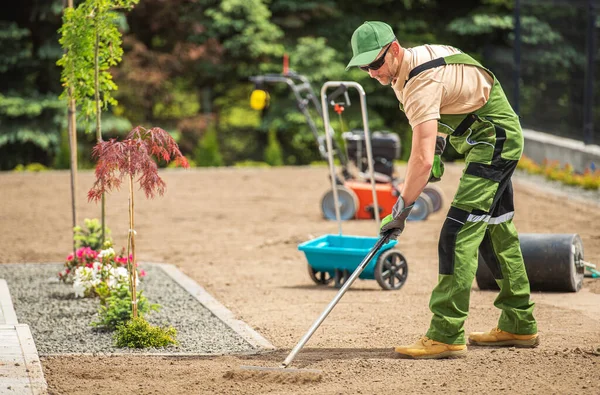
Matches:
[346,21,396,71]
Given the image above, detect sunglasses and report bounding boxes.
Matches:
[359,42,394,72]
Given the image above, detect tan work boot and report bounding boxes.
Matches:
[394,336,467,359]
[468,328,539,347]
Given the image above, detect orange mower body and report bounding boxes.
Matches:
[321,181,441,222]
[344,180,398,220]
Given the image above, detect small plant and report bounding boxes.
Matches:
[516,155,542,175]
[13,163,49,172]
[114,317,177,349]
[91,285,158,331]
[88,126,189,318]
[74,218,112,250]
[518,155,600,190]
[580,169,600,190]
[233,160,271,168]
[59,245,130,281]
[59,247,99,283]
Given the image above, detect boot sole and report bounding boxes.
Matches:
[469,336,540,348]
[394,348,468,359]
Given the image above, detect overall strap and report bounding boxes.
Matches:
[403,51,497,137]
[405,57,446,86]
[404,52,486,88]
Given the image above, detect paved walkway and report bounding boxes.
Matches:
[0,279,47,395]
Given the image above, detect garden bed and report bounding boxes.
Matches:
[0,263,257,355]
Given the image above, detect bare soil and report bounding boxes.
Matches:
[1,164,599,395]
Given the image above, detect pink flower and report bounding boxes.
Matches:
[139,269,147,278]
[66,254,74,261]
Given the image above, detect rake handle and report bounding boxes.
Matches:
[280,232,393,368]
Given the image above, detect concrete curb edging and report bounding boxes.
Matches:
[15,324,48,394]
[152,263,276,351]
[0,278,48,394]
[0,279,18,325]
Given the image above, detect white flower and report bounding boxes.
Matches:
[107,277,117,288]
[98,247,115,259]
[114,267,128,281]
[73,280,86,298]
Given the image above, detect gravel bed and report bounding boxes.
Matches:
[0,263,257,355]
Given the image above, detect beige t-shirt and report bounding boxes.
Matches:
[391,45,494,128]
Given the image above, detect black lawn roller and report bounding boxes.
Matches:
[476,233,585,293]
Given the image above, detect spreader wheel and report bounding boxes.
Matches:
[407,193,433,221]
[321,186,359,221]
[422,184,444,213]
[333,269,351,289]
[374,250,408,290]
[307,264,333,286]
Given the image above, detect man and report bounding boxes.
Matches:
[346,21,538,359]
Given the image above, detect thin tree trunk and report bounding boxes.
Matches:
[127,160,138,319]
[68,96,78,254]
[94,23,106,246]
[66,0,77,256]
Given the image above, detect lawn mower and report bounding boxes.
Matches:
[249,70,445,222]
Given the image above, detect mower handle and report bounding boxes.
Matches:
[326,84,351,107]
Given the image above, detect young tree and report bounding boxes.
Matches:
[58,0,139,246]
[88,126,189,317]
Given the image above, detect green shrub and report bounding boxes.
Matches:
[168,155,196,168]
[234,160,270,168]
[91,285,159,331]
[309,159,341,167]
[53,128,72,170]
[518,155,600,190]
[74,218,111,250]
[264,128,283,166]
[114,317,177,348]
[195,125,223,167]
[13,163,48,172]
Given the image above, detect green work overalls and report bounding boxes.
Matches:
[402,53,538,344]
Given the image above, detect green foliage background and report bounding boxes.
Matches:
[0,0,597,170]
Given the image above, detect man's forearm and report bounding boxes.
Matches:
[401,154,432,205]
[399,119,438,205]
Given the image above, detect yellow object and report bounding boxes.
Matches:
[394,336,467,359]
[250,89,269,111]
[468,328,539,347]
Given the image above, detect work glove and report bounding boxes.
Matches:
[429,136,446,183]
[380,196,414,242]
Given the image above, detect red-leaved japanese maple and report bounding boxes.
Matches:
[88,126,189,317]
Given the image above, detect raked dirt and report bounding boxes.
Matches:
[0,164,599,394]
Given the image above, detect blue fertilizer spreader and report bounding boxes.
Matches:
[298,81,409,291]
